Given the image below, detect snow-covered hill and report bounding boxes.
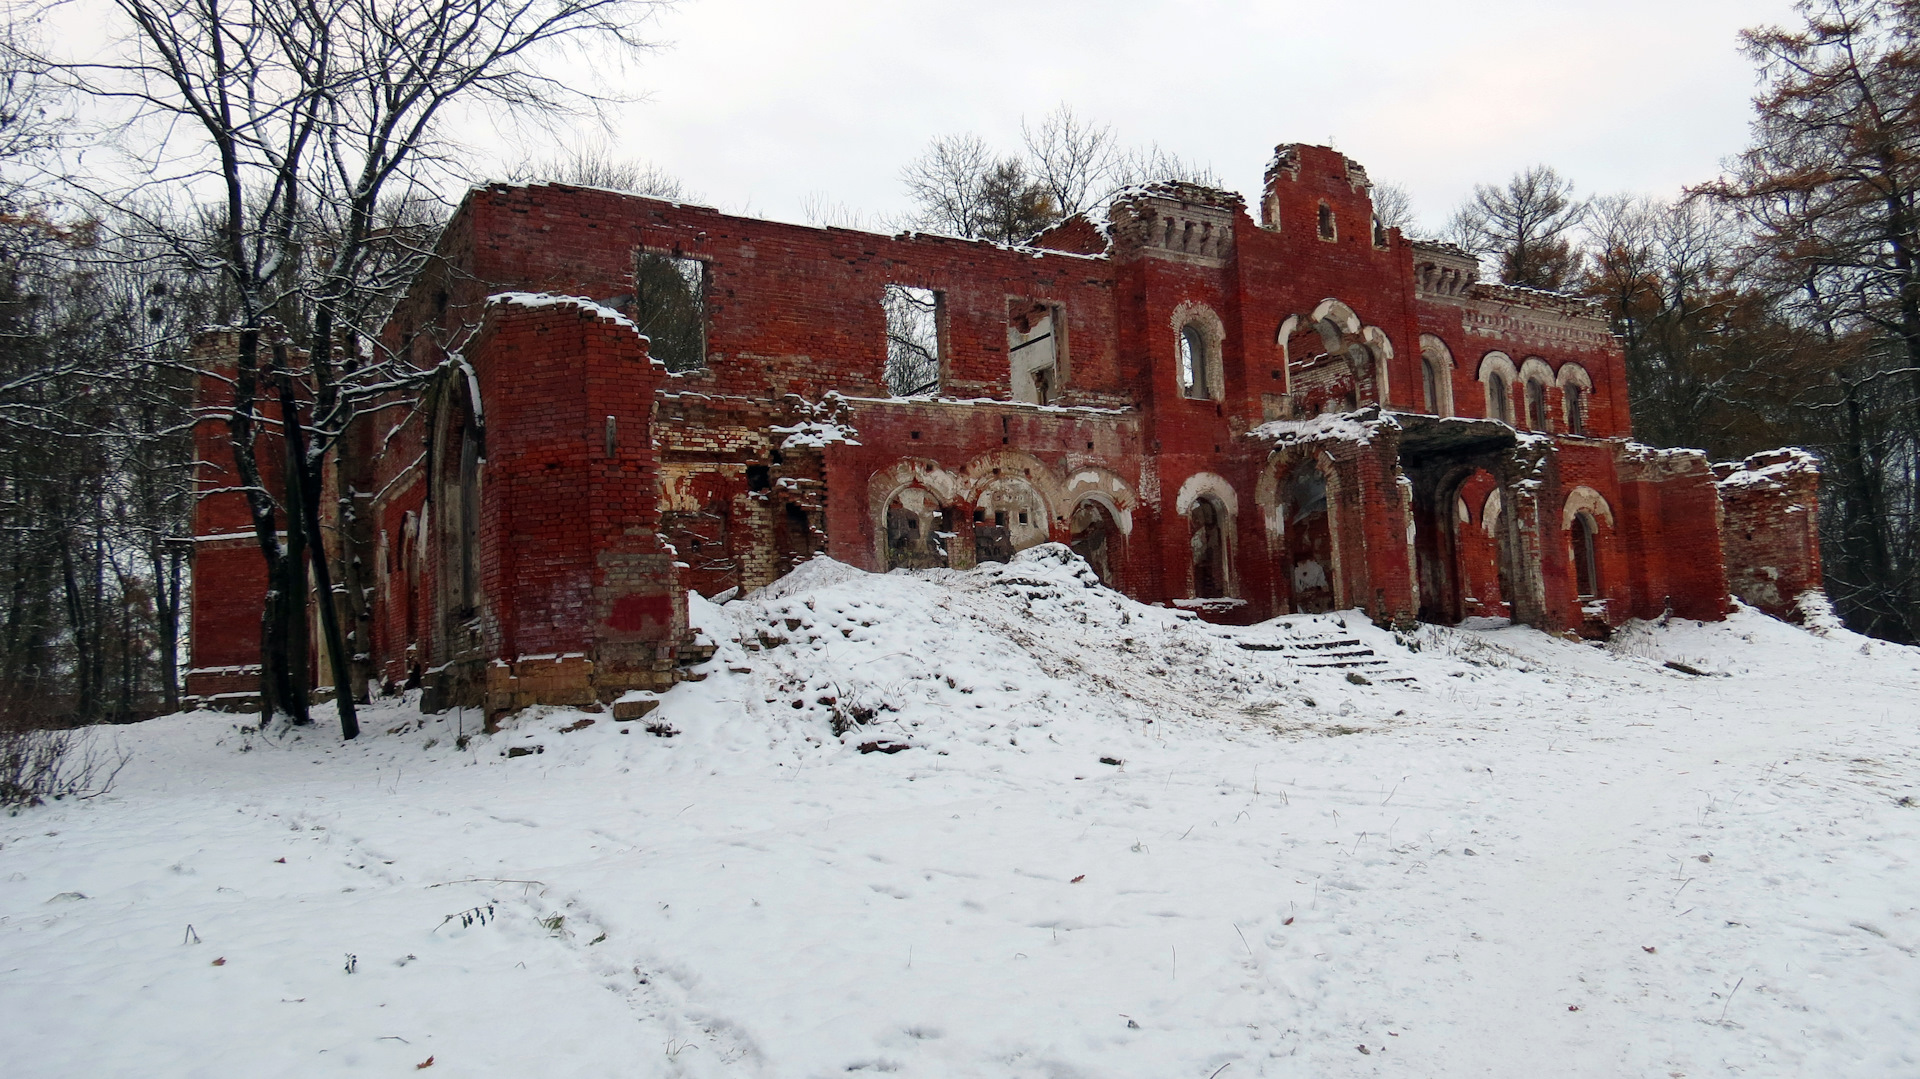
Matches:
[5,546,1918,1077]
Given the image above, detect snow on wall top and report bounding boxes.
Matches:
[1716,447,1821,492]
[1247,409,1397,446]
[487,291,644,336]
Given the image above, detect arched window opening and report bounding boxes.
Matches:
[1419,334,1455,416]
[1069,499,1120,587]
[1317,203,1336,241]
[1189,496,1229,598]
[1571,512,1600,599]
[1178,324,1210,399]
[1422,357,1441,414]
[1487,373,1512,423]
[1565,384,1586,435]
[1525,378,1550,430]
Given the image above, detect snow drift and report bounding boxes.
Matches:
[4,546,1918,1077]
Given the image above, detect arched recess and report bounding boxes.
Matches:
[1272,314,1299,396]
[1060,466,1137,537]
[1169,301,1226,401]
[1310,298,1361,335]
[1255,449,1345,613]
[1477,351,1518,423]
[869,459,961,570]
[1518,357,1556,431]
[882,485,955,569]
[1561,486,1615,605]
[1419,334,1456,416]
[1449,471,1506,618]
[1556,362,1593,434]
[971,475,1048,564]
[1068,499,1121,586]
[428,367,485,654]
[1281,461,1336,612]
[1561,485,1614,529]
[1176,471,1238,599]
[1362,326,1395,406]
[1283,298,1389,413]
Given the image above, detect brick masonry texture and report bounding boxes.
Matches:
[187,143,1824,711]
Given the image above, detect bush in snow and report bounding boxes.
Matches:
[0,700,128,810]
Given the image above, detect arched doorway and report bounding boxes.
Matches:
[884,486,953,570]
[1068,498,1120,587]
[1571,511,1600,600]
[1282,465,1334,613]
[1189,496,1229,599]
[972,477,1048,566]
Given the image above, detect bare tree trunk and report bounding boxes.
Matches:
[277,349,359,740]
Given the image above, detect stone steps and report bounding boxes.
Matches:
[1228,617,1414,682]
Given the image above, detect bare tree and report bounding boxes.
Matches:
[799,191,870,230]
[904,113,1219,244]
[1110,143,1220,191]
[48,0,666,735]
[901,133,1000,239]
[511,143,692,199]
[1370,182,1417,233]
[1695,0,1920,641]
[1448,165,1587,291]
[1021,104,1120,218]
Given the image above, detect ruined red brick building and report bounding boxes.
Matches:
[187,144,1824,713]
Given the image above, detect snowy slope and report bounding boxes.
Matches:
[4,545,1918,1077]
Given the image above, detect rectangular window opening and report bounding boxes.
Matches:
[632,250,708,372]
[1008,298,1063,406]
[884,284,943,397]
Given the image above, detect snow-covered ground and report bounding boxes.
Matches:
[5,546,1919,1077]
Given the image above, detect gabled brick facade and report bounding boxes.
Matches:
[187,143,1825,714]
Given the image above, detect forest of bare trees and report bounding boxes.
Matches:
[1441,0,1920,642]
[0,0,1911,768]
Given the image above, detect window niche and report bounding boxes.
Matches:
[1317,203,1336,241]
[1571,512,1600,598]
[1171,302,1226,403]
[1526,377,1550,430]
[1488,373,1512,423]
[1179,325,1209,399]
[1479,352,1518,424]
[1008,299,1062,405]
[631,250,708,372]
[1189,496,1230,598]
[1418,334,1455,416]
[883,284,943,397]
[1558,362,1593,435]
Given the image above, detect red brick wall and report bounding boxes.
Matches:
[193,144,1822,709]
[460,298,677,669]
[1715,450,1823,619]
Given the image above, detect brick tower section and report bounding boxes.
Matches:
[184,332,286,708]
[1714,450,1823,620]
[461,295,686,715]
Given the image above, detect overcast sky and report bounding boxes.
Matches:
[483,0,1802,234]
[40,0,1806,233]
